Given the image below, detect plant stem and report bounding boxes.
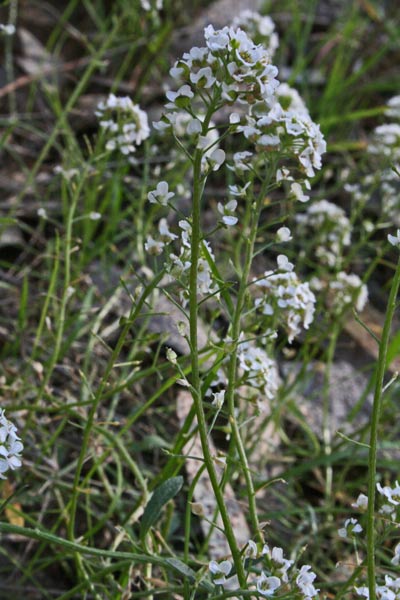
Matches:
[188,146,247,590]
[224,173,274,545]
[366,254,400,600]
[225,193,265,544]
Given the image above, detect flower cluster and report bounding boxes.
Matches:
[338,517,363,538]
[237,340,279,406]
[233,90,326,187]
[345,94,400,229]
[254,254,316,343]
[96,94,150,155]
[377,480,400,519]
[340,484,400,596]
[168,23,280,109]
[295,199,352,268]
[385,95,400,120]
[355,576,400,599]
[0,409,23,479]
[209,540,319,598]
[368,123,400,162]
[328,271,368,313]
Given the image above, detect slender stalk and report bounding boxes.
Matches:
[224,173,275,544]
[188,146,247,589]
[225,197,264,542]
[366,254,400,600]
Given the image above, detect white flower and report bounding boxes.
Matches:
[352,493,368,510]
[277,254,294,272]
[190,67,216,88]
[148,181,175,205]
[388,229,400,248]
[256,572,281,596]
[209,559,232,586]
[204,25,230,51]
[207,148,226,172]
[166,84,194,104]
[262,545,294,583]
[355,586,369,598]
[231,151,254,172]
[338,518,363,538]
[158,218,178,243]
[290,182,309,203]
[187,118,202,135]
[296,565,319,597]
[229,182,251,198]
[377,480,400,505]
[217,199,238,226]
[276,167,293,183]
[245,539,258,558]
[276,227,292,242]
[144,235,165,256]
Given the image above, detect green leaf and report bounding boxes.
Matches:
[165,558,196,581]
[140,476,183,541]
[165,558,214,592]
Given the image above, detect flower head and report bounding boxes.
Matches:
[148,181,175,206]
[296,565,319,598]
[0,410,23,479]
[338,518,363,538]
[209,559,232,586]
[256,572,281,596]
[96,94,149,155]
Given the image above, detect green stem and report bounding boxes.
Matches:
[225,174,274,545]
[366,254,400,600]
[188,145,247,590]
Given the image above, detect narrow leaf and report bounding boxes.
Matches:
[140,476,183,540]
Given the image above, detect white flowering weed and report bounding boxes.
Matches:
[0,410,23,479]
[96,94,150,155]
